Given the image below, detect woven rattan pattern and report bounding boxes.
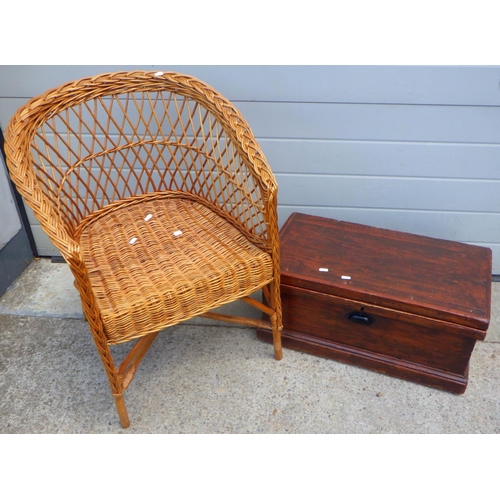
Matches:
[79,195,274,344]
[4,70,283,427]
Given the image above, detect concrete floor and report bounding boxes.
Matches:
[1,258,500,434]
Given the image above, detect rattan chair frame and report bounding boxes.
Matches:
[5,70,283,428]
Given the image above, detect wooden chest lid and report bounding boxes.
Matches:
[279,213,492,331]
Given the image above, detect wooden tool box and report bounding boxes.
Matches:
[258,213,492,393]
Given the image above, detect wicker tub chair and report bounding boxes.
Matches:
[4,70,283,428]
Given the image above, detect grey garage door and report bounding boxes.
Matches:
[1,65,499,273]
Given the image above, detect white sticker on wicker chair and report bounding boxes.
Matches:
[144,214,153,222]
[154,72,164,77]
[173,230,182,237]
[129,237,138,244]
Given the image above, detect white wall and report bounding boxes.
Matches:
[1,65,499,271]
[0,154,21,250]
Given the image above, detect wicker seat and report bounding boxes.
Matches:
[4,70,283,428]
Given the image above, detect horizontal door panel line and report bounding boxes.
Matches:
[275,173,500,182]
[54,134,500,147]
[255,136,500,146]
[72,167,500,182]
[259,138,500,148]
[278,204,500,216]
[232,99,500,110]
[5,98,499,110]
[38,131,500,148]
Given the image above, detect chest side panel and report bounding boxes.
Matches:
[281,284,478,375]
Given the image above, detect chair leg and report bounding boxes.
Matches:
[273,331,283,360]
[83,313,131,427]
[113,393,130,428]
[270,314,283,360]
[267,277,283,361]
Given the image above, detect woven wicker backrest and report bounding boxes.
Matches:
[6,71,277,253]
